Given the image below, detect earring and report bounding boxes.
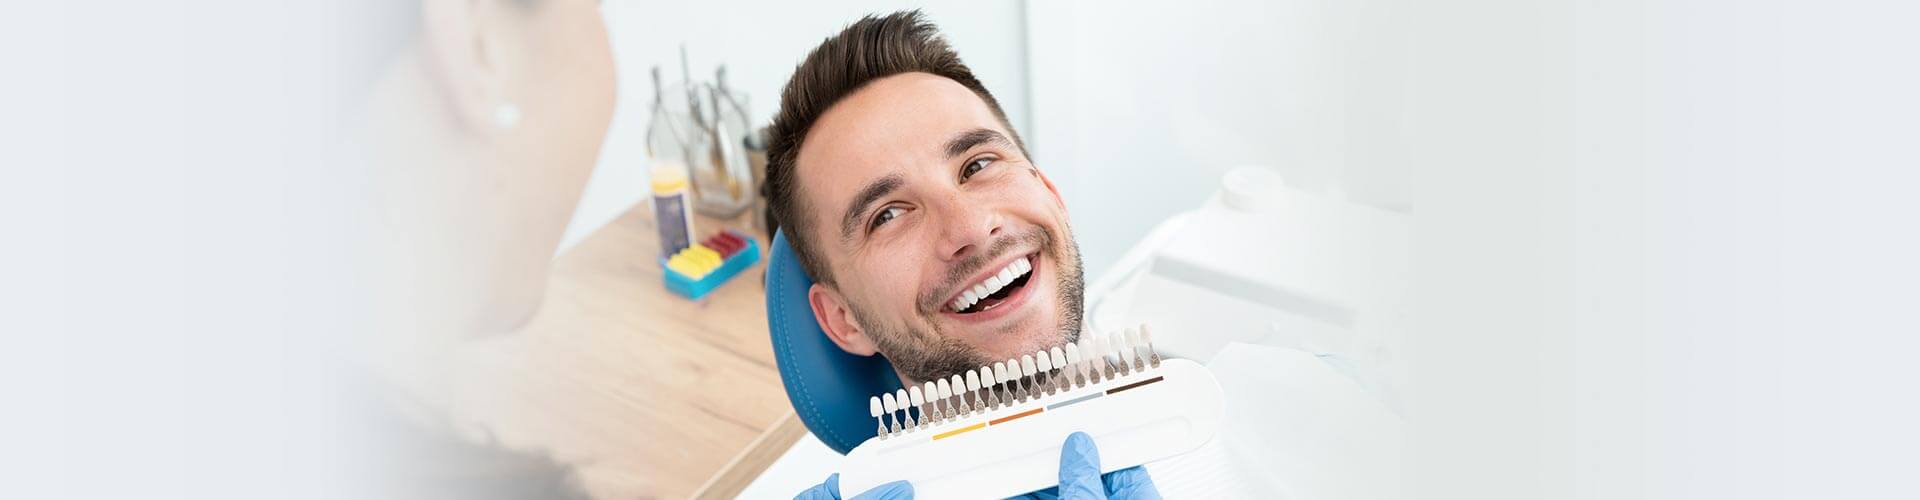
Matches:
[493,102,521,130]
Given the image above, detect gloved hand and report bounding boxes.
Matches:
[801,431,1158,500]
[794,473,911,500]
[1022,431,1162,500]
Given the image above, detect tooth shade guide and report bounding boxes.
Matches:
[841,355,1219,497]
[866,324,1177,438]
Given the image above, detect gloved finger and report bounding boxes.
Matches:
[794,473,843,500]
[1057,432,1107,500]
[1101,466,1161,500]
[848,480,913,500]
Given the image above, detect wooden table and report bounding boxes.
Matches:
[440,203,806,499]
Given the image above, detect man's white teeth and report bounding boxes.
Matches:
[951,256,1033,312]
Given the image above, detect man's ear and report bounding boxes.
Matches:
[419,0,512,134]
[809,283,880,357]
[1033,165,1068,213]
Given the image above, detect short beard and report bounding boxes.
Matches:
[852,224,1087,385]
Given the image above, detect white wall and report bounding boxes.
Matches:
[560,1,1032,251]
[1026,0,1414,277]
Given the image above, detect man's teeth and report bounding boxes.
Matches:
[951,256,1033,313]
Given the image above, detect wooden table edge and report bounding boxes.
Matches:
[690,410,809,499]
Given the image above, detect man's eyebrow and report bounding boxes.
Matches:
[841,173,904,240]
[944,128,1014,159]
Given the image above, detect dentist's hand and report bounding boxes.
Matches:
[795,473,911,500]
[801,432,1157,500]
[1026,431,1162,500]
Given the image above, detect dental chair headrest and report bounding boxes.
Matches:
[766,230,902,454]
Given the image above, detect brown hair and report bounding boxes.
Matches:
[763,9,1025,285]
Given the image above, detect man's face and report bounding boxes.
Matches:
[796,72,1084,385]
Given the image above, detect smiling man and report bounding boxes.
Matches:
[765,12,1085,388]
[770,11,1156,500]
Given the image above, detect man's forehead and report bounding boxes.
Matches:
[792,72,1009,242]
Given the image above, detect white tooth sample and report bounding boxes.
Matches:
[886,390,903,428]
[1121,326,1136,369]
[925,381,942,419]
[1140,324,1161,366]
[966,369,981,393]
[1086,334,1104,364]
[1064,343,1082,374]
[1017,357,1035,400]
[993,362,1008,386]
[1035,351,1054,393]
[896,389,913,426]
[1082,336,1098,378]
[980,366,997,405]
[870,396,883,419]
[1114,332,1136,370]
[1105,334,1121,376]
[951,375,967,407]
[908,386,925,425]
[933,380,948,419]
[1048,348,1067,389]
[1067,344,1089,383]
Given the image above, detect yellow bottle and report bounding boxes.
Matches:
[652,162,695,261]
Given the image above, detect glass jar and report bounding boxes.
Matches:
[646,82,753,219]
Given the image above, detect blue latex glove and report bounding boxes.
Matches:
[802,432,1158,499]
[1023,431,1162,500]
[795,473,912,500]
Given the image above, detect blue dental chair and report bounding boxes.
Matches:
[765,230,903,454]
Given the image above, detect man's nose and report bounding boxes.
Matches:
[933,194,1001,262]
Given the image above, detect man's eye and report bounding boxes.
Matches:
[961,157,995,180]
[870,206,905,231]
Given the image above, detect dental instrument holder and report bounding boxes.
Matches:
[644,52,755,219]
